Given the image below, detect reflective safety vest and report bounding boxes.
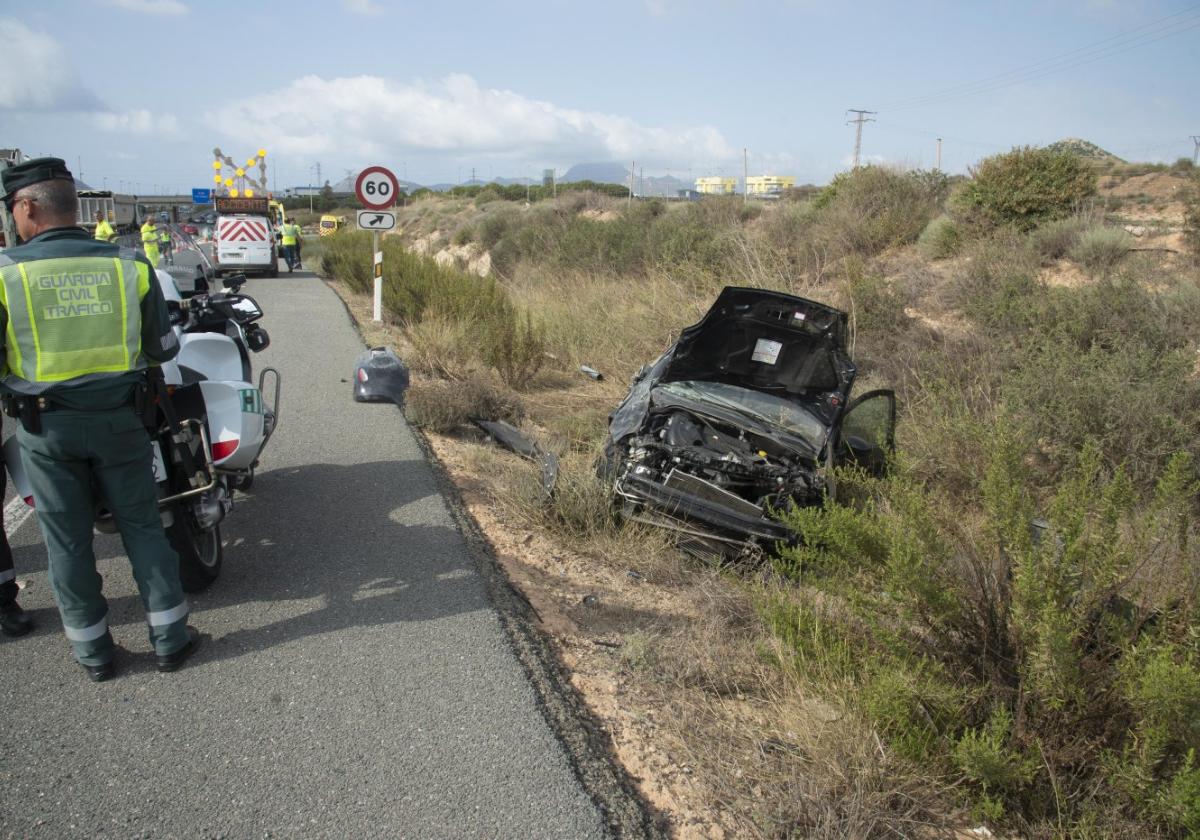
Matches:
[141,222,157,246]
[158,228,171,245]
[94,219,115,242]
[0,249,149,386]
[281,223,299,246]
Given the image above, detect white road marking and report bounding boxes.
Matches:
[3,494,34,539]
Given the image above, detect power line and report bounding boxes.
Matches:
[878,5,1200,111]
[846,109,876,168]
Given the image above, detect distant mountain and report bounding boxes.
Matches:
[562,162,628,184]
[1044,138,1125,164]
[636,174,690,197]
[560,163,693,196]
[330,171,427,194]
[336,162,697,194]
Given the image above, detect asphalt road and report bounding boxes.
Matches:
[0,261,610,838]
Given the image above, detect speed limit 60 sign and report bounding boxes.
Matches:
[355,165,400,210]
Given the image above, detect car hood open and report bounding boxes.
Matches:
[659,286,856,399]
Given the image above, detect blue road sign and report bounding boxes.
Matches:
[191,188,212,204]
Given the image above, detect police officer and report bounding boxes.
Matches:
[140,214,160,266]
[93,210,116,243]
[0,158,201,682]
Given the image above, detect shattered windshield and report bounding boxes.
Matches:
[657,380,828,446]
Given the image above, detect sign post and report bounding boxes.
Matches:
[355,166,400,323]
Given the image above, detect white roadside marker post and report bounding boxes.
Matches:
[373,234,383,322]
[354,165,400,325]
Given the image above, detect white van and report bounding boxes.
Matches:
[215,213,278,277]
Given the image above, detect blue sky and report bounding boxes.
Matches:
[1,0,1196,192]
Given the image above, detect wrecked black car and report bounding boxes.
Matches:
[600,286,895,553]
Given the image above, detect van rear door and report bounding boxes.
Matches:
[216,215,274,272]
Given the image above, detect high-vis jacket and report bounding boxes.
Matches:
[281,222,300,246]
[0,227,178,408]
[93,218,115,242]
[140,221,161,266]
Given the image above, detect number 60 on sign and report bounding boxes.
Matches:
[355,166,400,210]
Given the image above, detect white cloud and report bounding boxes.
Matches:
[838,154,887,168]
[0,19,97,109]
[342,0,383,14]
[92,109,181,136]
[103,0,189,14]
[211,73,732,166]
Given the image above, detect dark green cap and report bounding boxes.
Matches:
[1,157,74,202]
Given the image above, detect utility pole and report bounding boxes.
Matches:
[846,109,876,169]
[743,147,748,205]
[1192,135,1200,166]
[629,160,635,206]
[936,138,943,171]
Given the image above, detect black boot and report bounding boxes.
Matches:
[157,626,203,672]
[0,602,33,637]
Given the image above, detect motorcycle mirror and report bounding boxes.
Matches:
[223,274,246,291]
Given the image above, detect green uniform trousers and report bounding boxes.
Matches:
[17,407,188,666]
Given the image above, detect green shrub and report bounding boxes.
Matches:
[917,215,961,259]
[952,146,1097,232]
[952,231,1043,332]
[842,259,908,335]
[476,211,511,250]
[771,436,1199,832]
[810,166,942,256]
[1069,226,1132,274]
[1029,216,1090,262]
[478,303,547,389]
[320,230,548,388]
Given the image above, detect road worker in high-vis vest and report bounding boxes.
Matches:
[140,215,160,266]
[0,158,202,682]
[157,220,173,266]
[280,219,301,272]
[93,210,116,243]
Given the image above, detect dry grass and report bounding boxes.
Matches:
[404,313,481,380]
[330,182,1200,837]
[467,435,963,838]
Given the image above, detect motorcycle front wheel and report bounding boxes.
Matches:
[169,509,223,593]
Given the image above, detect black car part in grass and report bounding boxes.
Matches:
[600,286,895,551]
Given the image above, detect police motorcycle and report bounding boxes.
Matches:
[4,268,281,593]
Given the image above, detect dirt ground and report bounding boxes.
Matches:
[1098,170,1191,202]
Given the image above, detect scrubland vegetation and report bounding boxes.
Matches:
[321,147,1200,837]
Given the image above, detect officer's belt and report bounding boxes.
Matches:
[3,389,145,435]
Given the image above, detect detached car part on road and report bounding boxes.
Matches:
[600,286,895,554]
